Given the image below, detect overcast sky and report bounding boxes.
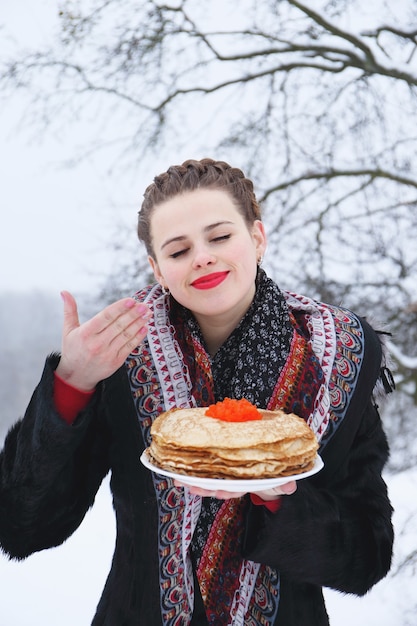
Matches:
[1,0,144,297]
[1,0,212,299]
[1,4,416,625]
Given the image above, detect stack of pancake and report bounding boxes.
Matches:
[147,403,318,479]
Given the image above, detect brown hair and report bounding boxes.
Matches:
[137,158,262,257]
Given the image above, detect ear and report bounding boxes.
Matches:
[148,256,165,287]
[251,220,267,258]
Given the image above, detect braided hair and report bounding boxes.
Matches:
[138,158,262,257]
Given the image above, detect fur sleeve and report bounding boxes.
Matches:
[242,400,394,596]
[0,355,110,559]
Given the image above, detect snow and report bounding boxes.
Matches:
[0,477,115,625]
[0,470,415,625]
[387,341,417,371]
[325,468,417,625]
[1,1,416,623]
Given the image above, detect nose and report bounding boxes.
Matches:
[192,245,216,269]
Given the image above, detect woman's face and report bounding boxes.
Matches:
[148,188,266,327]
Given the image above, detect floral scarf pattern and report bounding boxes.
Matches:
[127,270,368,624]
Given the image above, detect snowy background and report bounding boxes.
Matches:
[0,467,416,624]
[1,2,416,624]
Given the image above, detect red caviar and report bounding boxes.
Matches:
[205,397,262,422]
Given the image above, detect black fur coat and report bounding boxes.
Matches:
[0,346,393,625]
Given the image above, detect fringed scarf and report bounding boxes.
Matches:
[126,270,368,625]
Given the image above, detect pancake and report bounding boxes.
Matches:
[147,402,319,479]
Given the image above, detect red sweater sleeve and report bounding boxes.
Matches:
[53,371,95,425]
[250,493,282,513]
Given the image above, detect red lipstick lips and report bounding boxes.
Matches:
[191,271,229,290]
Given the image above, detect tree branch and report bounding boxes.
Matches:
[260,167,417,202]
[287,0,417,83]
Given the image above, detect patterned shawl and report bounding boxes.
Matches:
[126,269,370,625]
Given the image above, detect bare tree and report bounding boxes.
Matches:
[2,0,416,448]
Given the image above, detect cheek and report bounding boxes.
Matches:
[234,238,258,265]
[161,263,184,288]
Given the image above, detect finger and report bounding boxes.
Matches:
[212,490,244,499]
[118,325,149,359]
[177,484,244,499]
[280,480,297,495]
[255,480,297,499]
[108,315,150,358]
[60,290,80,335]
[94,299,150,335]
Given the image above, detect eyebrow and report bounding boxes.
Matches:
[160,220,234,251]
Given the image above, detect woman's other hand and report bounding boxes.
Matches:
[173,479,297,501]
[252,480,297,500]
[56,290,151,391]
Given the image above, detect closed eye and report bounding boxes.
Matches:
[211,234,231,242]
[170,248,189,259]
[169,234,231,258]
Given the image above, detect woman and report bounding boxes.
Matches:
[0,158,393,625]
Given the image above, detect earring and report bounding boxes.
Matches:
[161,285,170,295]
[257,256,263,266]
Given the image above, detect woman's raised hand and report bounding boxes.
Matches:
[56,290,151,391]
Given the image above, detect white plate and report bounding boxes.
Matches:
[140,450,324,493]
